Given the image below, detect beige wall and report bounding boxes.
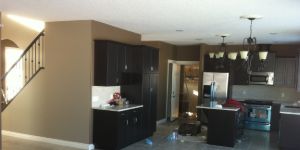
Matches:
[1,13,39,49]
[176,45,200,61]
[2,21,93,143]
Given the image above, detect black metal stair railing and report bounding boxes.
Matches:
[1,30,45,111]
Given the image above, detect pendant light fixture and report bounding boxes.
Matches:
[241,15,268,61]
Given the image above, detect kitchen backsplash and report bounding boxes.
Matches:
[232,85,300,102]
[92,86,120,107]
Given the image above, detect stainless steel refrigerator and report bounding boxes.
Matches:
[202,72,229,105]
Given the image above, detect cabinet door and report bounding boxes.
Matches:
[149,74,158,132]
[119,111,130,147]
[151,48,159,73]
[275,57,297,88]
[130,108,143,142]
[142,46,159,73]
[94,41,120,86]
[107,43,121,85]
[142,74,151,137]
[232,58,249,85]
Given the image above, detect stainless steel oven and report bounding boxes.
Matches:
[249,72,274,85]
[244,100,272,131]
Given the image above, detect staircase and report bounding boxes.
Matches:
[1,30,45,111]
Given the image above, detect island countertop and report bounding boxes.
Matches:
[93,104,143,112]
[280,105,300,115]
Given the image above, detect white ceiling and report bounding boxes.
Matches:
[1,0,300,45]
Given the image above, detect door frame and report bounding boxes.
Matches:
[165,60,199,121]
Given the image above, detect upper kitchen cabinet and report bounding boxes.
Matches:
[231,57,249,85]
[275,57,297,88]
[141,46,159,73]
[94,40,143,86]
[94,40,122,86]
[204,54,229,72]
[250,52,276,72]
[119,45,142,73]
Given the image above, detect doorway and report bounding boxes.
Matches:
[166,60,199,121]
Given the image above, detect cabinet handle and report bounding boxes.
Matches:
[135,117,138,123]
[151,66,154,71]
[126,120,129,125]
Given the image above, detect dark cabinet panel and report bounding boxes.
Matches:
[250,53,275,72]
[94,41,121,86]
[274,57,297,88]
[93,108,144,150]
[142,46,159,73]
[204,54,229,72]
[94,41,144,86]
[231,58,249,85]
[142,73,158,137]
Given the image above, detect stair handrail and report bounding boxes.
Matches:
[1,30,45,80]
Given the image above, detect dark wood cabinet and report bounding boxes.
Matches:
[142,73,158,137]
[93,108,144,150]
[275,57,297,88]
[204,55,229,72]
[141,46,159,73]
[94,41,143,86]
[231,58,249,85]
[250,53,276,72]
[93,41,159,148]
[94,41,122,85]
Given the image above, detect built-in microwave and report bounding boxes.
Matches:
[249,72,274,85]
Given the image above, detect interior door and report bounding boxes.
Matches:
[170,63,181,121]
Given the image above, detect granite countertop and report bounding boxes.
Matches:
[93,104,143,112]
[280,104,300,115]
[196,105,240,111]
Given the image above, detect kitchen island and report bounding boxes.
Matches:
[196,105,241,147]
[279,104,300,150]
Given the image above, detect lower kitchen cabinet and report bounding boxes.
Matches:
[93,107,143,150]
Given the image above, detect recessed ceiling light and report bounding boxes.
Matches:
[240,15,263,20]
[216,33,230,37]
[176,29,184,32]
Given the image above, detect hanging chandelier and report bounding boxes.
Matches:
[208,34,229,59]
[240,16,268,61]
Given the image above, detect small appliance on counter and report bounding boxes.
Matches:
[244,100,273,131]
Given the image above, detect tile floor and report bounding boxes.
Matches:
[2,122,279,150]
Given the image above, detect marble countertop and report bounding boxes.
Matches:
[280,104,300,115]
[196,105,240,111]
[93,104,143,112]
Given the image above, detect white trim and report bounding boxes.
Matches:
[156,118,167,124]
[2,130,95,150]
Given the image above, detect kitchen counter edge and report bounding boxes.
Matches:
[93,104,143,112]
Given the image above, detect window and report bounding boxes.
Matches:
[4,47,24,101]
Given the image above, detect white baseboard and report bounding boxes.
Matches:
[2,130,95,150]
[156,118,167,124]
